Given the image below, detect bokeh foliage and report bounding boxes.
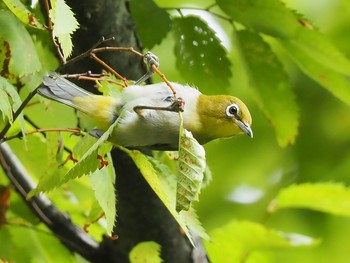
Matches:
[1,0,350,262]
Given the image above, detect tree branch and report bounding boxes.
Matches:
[0,143,102,261]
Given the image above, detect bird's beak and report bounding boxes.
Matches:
[237,120,253,138]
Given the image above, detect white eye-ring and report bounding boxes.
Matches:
[226,103,240,117]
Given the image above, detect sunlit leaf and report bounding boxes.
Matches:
[129,241,162,263]
[89,160,116,235]
[122,147,194,244]
[32,116,118,193]
[60,135,113,185]
[180,209,209,240]
[176,125,206,212]
[0,76,26,140]
[0,85,13,122]
[173,16,231,94]
[130,0,171,49]
[269,182,350,217]
[237,30,298,146]
[9,225,75,262]
[72,134,98,159]
[205,220,318,263]
[49,0,79,58]
[280,29,350,106]
[0,10,41,79]
[217,0,299,38]
[3,0,45,29]
[33,132,65,193]
[149,156,208,240]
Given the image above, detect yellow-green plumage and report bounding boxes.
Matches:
[194,95,252,144]
[73,95,118,131]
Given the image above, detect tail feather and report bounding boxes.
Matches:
[38,72,119,131]
[37,72,91,109]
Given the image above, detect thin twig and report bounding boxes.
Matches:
[43,0,65,64]
[23,115,74,155]
[151,64,177,97]
[92,46,144,57]
[1,128,82,143]
[26,128,82,136]
[63,73,125,87]
[62,71,109,78]
[58,37,117,70]
[90,53,128,87]
[43,0,52,30]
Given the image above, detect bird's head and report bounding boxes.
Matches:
[193,94,252,144]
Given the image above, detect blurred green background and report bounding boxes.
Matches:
[151,0,350,262]
[1,0,350,262]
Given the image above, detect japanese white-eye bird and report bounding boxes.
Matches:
[37,72,252,150]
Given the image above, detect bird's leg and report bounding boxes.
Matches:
[134,52,160,85]
[134,98,185,116]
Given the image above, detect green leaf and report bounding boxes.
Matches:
[269,182,350,217]
[149,156,208,240]
[89,156,116,235]
[237,30,298,146]
[217,0,299,38]
[61,135,112,185]
[28,132,67,198]
[0,83,13,122]
[179,208,209,241]
[205,220,318,263]
[130,0,171,49]
[3,0,45,29]
[33,132,66,193]
[9,225,76,263]
[72,134,98,159]
[279,28,350,106]
[173,16,231,94]
[0,10,41,79]
[49,0,79,59]
[122,147,195,244]
[35,115,118,193]
[129,241,163,263]
[0,76,26,140]
[176,125,206,212]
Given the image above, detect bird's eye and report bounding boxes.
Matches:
[226,103,239,117]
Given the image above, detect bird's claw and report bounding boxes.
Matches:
[133,98,185,116]
[135,52,160,85]
[143,51,159,68]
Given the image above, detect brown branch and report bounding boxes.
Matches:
[151,64,177,98]
[43,0,65,63]
[43,0,53,30]
[90,53,128,87]
[62,69,124,87]
[0,143,101,261]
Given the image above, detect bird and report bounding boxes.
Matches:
[37,72,252,150]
